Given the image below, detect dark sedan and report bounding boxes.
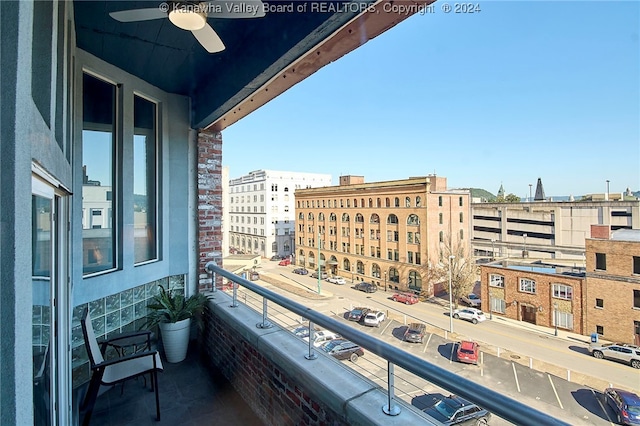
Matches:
[354,282,377,293]
[293,268,308,275]
[603,387,640,425]
[319,339,364,362]
[348,307,369,322]
[422,395,491,425]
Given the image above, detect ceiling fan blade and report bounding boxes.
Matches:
[205,0,266,18]
[192,24,225,53]
[109,8,167,22]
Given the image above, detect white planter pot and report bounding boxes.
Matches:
[159,318,191,363]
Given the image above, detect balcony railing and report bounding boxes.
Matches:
[205,262,570,426]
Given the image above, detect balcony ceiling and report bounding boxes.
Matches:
[73,0,431,130]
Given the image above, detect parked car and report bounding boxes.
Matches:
[603,387,640,425]
[249,271,260,281]
[363,310,385,327]
[461,293,482,308]
[270,255,283,261]
[319,339,365,362]
[348,307,370,322]
[303,330,340,347]
[422,395,491,425]
[452,308,487,324]
[404,322,426,343]
[392,292,419,305]
[354,282,377,293]
[326,276,346,285]
[589,342,640,369]
[292,325,310,338]
[293,268,309,275]
[310,271,328,279]
[278,258,291,266]
[456,340,479,365]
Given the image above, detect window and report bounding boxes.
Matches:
[439,231,443,243]
[330,213,336,221]
[407,214,419,226]
[490,274,504,288]
[596,325,603,335]
[634,290,640,309]
[634,256,640,274]
[385,198,390,207]
[387,214,398,224]
[595,253,606,270]
[408,270,421,290]
[82,73,116,275]
[491,298,506,314]
[355,213,364,223]
[342,213,350,222]
[552,284,573,300]
[394,197,400,207]
[389,267,399,283]
[407,252,413,263]
[405,197,411,207]
[370,213,379,224]
[416,196,421,207]
[407,232,413,244]
[459,196,463,207]
[459,229,464,240]
[438,196,443,207]
[439,213,443,224]
[519,278,536,294]
[284,187,289,192]
[459,212,463,223]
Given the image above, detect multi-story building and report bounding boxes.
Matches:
[294,175,471,296]
[479,263,586,334]
[472,200,640,261]
[228,170,331,258]
[585,226,640,344]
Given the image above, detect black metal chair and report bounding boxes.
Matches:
[80,308,163,425]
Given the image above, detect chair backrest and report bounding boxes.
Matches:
[81,308,104,367]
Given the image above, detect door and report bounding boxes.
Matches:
[521,305,536,324]
[32,174,70,426]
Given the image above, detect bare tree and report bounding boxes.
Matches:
[438,233,476,308]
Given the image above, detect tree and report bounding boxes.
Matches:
[438,233,477,308]
[495,193,521,203]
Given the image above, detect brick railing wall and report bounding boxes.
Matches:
[197,130,224,291]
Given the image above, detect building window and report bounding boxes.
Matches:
[552,284,573,300]
[416,196,421,207]
[459,196,463,207]
[459,229,464,240]
[596,325,603,335]
[438,196,442,207]
[394,197,400,207]
[407,232,413,244]
[595,253,606,270]
[82,73,116,275]
[491,298,506,314]
[439,213,443,224]
[634,290,640,309]
[634,256,640,274]
[407,214,419,226]
[389,268,399,283]
[387,214,398,224]
[407,252,413,263]
[490,274,504,288]
[405,197,411,207]
[459,212,463,223]
[595,298,603,309]
[554,312,574,330]
[439,231,443,243]
[133,95,159,263]
[408,270,421,290]
[519,278,536,294]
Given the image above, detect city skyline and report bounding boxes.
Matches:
[222,1,639,199]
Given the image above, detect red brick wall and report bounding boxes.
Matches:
[201,308,347,425]
[197,130,224,291]
[590,225,610,240]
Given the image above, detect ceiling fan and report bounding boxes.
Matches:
[109,1,265,53]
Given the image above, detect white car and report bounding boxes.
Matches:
[461,293,481,308]
[326,276,346,285]
[363,311,385,327]
[302,330,340,347]
[452,308,487,324]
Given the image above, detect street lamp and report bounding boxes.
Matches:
[384,271,387,292]
[606,179,610,201]
[448,255,455,334]
[529,184,532,202]
[522,233,527,258]
[553,302,558,336]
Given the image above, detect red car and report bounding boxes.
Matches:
[391,292,419,305]
[456,340,479,365]
[278,258,291,266]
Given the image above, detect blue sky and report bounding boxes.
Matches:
[222,1,639,198]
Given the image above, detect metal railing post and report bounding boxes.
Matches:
[305,321,317,360]
[256,297,273,329]
[205,261,217,293]
[230,274,241,308]
[382,361,401,416]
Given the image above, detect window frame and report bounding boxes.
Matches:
[519,278,536,294]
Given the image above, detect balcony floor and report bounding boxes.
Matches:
[86,342,265,426]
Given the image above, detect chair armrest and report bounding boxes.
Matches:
[91,349,160,370]
[103,330,152,345]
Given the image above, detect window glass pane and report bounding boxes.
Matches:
[82,73,115,274]
[133,95,158,263]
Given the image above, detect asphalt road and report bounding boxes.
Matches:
[235,262,639,425]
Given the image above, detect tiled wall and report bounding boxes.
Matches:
[71,274,185,388]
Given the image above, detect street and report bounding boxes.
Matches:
[229,261,639,425]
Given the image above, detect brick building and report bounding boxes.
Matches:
[479,263,586,334]
[294,175,471,295]
[585,226,640,344]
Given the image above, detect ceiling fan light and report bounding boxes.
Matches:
[169,9,206,31]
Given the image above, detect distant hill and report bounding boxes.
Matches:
[464,188,495,202]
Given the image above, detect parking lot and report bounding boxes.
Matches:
[325,311,621,426]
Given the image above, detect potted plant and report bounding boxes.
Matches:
[145,285,210,363]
